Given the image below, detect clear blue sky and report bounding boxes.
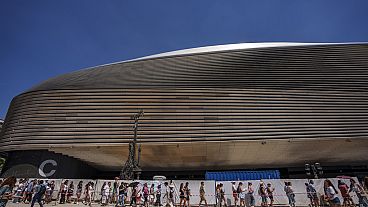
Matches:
[1,0,368,118]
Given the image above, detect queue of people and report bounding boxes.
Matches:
[0,176,367,207]
[214,179,368,207]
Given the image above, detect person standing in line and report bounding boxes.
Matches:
[67,181,74,203]
[30,179,46,207]
[149,184,155,206]
[184,182,191,207]
[112,178,119,204]
[155,184,162,207]
[45,180,55,204]
[219,183,227,207]
[324,179,340,207]
[179,183,185,207]
[100,182,106,204]
[215,184,220,207]
[238,182,246,207]
[25,179,35,204]
[59,180,68,204]
[247,182,255,207]
[258,182,268,207]
[87,182,95,207]
[306,182,314,207]
[102,182,111,206]
[338,180,354,207]
[168,184,175,207]
[131,185,138,207]
[0,176,16,207]
[143,183,150,207]
[83,183,90,205]
[199,182,208,207]
[108,182,113,204]
[117,182,126,207]
[307,180,320,207]
[266,183,275,207]
[163,182,170,207]
[284,182,296,207]
[349,179,368,207]
[288,182,296,207]
[75,181,83,204]
[232,182,239,207]
[12,178,25,203]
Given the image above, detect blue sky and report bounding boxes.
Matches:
[1,0,368,118]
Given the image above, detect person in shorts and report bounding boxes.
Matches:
[259,182,268,207]
[338,180,354,207]
[219,183,227,207]
[67,181,74,203]
[184,182,191,207]
[179,183,185,207]
[324,179,340,207]
[75,181,83,204]
[232,182,239,207]
[306,180,320,207]
[199,182,208,207]
[238,182,246,207]
[267,183,275,206]
[247,182,255,207]
[143,183,149,207]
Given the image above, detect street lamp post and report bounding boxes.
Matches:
[305,163,323,179]
[120,110,144,180]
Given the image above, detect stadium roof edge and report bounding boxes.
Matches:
[90,42,368,69]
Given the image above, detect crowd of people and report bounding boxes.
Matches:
[214,179,368,207]
[0,176,367,207]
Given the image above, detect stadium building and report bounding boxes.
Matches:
[1,43,368,179]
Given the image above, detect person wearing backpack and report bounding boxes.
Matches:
[30,180,46,207]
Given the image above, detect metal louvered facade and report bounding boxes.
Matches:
[1,43,368,174]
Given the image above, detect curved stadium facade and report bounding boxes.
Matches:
[1,43,368,178]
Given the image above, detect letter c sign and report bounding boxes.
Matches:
[39,159,57,178]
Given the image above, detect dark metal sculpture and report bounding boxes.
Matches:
[120,110,144,180]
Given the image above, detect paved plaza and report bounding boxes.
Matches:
[7,203,116,207]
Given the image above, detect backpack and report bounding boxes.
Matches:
[39,185,46,195]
